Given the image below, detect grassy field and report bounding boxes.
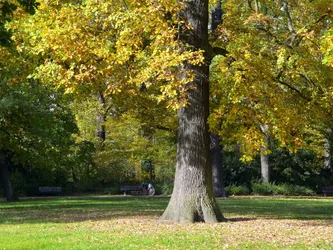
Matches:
[1,196,333,249]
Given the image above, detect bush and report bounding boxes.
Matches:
[225,184,250,196]
[278,184,314,196]
[159,182,174,195]
[152,185,162,195]
[251,182,274,195]
[251,181,315,196]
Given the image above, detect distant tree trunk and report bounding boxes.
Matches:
[260,125,270,183]
[211,0,222,33]
[95,91,106,143]
[210,0,226,198]
[0,151,14,201]
[324,129,332,169]
[160,0,224,223]
[210,133,226,197]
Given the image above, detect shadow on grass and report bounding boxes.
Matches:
[226,217,257,222]
[0,196,333,225]
[218,197,333,221]
[0,196,169,224]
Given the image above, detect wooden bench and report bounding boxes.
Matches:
[321,187,333,196]
[120,186,142,195]
[39,186,62,196]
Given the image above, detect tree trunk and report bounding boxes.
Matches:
[211,133,226,197]
[160,0,224,223]
[0,151,14,201]
[324,129,332,169]
[260,125,270,183]
[95,91,106,143]
[211,0,222,33]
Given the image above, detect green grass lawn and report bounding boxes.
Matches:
[1,196,333,249]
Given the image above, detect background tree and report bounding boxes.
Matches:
[210,0,333,165]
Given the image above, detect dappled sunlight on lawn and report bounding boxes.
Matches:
[1,197,333,249]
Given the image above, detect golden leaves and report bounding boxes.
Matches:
[8,0,201,109]
[209,0,333,158]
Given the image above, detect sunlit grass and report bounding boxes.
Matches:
[1,196,333,249]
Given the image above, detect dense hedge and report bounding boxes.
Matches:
[225,182,315,196]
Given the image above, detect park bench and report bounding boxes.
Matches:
[321,187,333,196]
[39,186,62,196]
[120,183,155,196]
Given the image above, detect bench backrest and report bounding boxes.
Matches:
[39,187,62,193]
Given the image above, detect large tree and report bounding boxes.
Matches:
[210,0,333,162]
[160,0,224,222]
[9,0,225,221]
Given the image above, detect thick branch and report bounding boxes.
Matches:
[276,78,312,102]
[212,46,228,57]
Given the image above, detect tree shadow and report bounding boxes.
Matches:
[218,197,333,221]
[1,196,333,225]
[225,217,257,222]
[0,196,169,224]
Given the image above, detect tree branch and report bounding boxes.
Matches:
[276,78,312,102]
[212,47,229,57]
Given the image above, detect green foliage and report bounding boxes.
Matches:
[93,110,176,186]
[221,142,330,190]
[9,168,26,196]
[322,28,333,67]
[251,181,275,195]
[225,184,251,196]
[158,182,174,195]
[0,0,39,46]
[67,140,96,191]
[251,181,315,196]
[222,148,261,187]
[224,182,315,196]
[270,146,324,188]
[0,81,77,169]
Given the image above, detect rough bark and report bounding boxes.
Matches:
[160,0,224,223]
[260,125,270,183]
[210,133,226,197]
[0,151,14,201]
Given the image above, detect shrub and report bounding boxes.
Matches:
[152,185,162,195]
[251,181,315,196]
[225,184,250,196]
[251,182,274,195]
[280,184,315,196]
[160,182,174,195]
